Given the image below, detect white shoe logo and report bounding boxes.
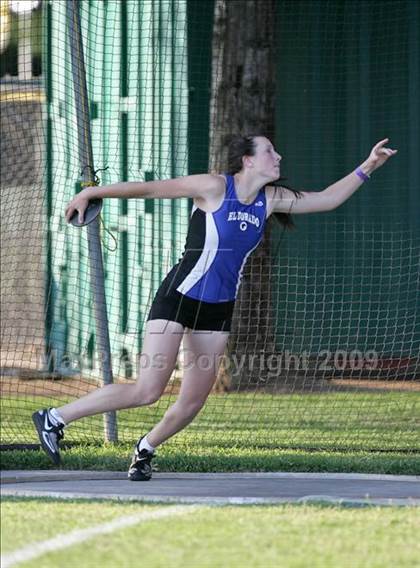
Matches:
[43,412,53,431]
[255,201,263,206]
[42,431,56,454]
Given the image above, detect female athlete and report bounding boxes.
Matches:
[32,134,397,480]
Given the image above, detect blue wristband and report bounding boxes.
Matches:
[355,166,370,182]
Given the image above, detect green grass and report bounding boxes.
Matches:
[2,443,420,475]
[2,391,419,448]
[2,498,420,568]
[1,391,419,474]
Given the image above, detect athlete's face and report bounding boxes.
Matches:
[244,137,282,181]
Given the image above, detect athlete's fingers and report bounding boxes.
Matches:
[65,206,74,223]
[373,138,389,151]
[379,147,397,156]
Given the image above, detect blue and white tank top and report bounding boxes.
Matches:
[163,174,267,303]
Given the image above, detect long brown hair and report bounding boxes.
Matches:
[226,134,302,230]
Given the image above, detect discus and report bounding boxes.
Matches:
[68,198,103,227]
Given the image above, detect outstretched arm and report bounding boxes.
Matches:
[65,174,224,224]
[269,138,398,215]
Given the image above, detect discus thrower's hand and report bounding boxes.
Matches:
[65,188,92,224]
[364,138,398,173]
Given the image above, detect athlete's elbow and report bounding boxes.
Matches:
[299,201,336,214]
[323,201,337,212]
[295,192,336,213]
[319,195,337,212]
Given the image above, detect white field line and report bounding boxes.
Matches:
[1,505,200,568]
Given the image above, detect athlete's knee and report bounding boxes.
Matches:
[174,399,206,420]
[130,387,164,407]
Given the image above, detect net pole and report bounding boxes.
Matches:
[65,0,117,443]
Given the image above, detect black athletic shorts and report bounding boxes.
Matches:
[147,285,235,331]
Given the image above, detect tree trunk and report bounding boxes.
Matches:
[210,0,278,391]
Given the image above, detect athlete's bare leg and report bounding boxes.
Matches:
[57,320,184,424]
[146,328,229,447]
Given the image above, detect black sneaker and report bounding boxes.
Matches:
[32,409,64,465]
[128,437,154,481]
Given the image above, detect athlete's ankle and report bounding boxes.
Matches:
[138,435,155,453]
[49,408,67,427]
